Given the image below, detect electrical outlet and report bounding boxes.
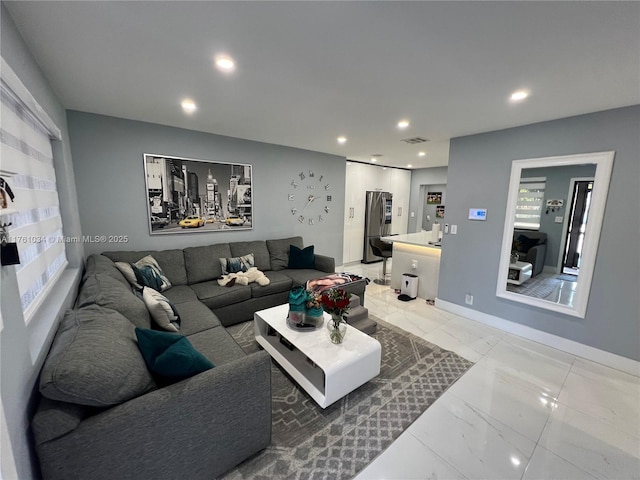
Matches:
[465,293,473,305]
[451,225,458,235]
[410,211,415,218]
[411,259,418,269]
[555,216,563,223]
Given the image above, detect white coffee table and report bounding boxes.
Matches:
[507,261,533,285]
[254,304,381,408]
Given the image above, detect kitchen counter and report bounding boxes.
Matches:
[381,231,441,248]
[380,230,442,300]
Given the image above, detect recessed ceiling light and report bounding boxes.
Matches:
[510,90,529,101]
[407,164,413,168]
[370,158,377,163]
[382,167,387,170]
[418,151,426,157]
[397,120,410,129]
[181,99,197,114]
[337,136,347,144]
[215,56,235,72]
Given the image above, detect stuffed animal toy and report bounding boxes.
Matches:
[218,267,270,287]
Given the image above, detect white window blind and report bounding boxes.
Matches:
[1,78,68,319]
[514,177,546,230]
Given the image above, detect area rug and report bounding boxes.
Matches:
[223,316,473,480]
[507,274,561,299]
[557,273,578,282]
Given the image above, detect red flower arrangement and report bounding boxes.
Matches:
[320,288,351,319]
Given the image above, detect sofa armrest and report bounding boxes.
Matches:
[36,350,272,480]
[314,254,335,273]
[526,244,547,276]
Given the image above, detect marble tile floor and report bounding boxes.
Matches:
[338,261,640,480]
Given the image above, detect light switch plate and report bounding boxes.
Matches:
[555,216,563,223]
[451,225,458,234]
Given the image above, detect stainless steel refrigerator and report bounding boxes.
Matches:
[363,191,393,263]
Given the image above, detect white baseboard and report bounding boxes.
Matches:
[435,298,640,377]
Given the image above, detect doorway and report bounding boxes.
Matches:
[562,178,594,276]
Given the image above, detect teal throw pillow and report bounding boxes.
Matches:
[516,235,539,253]
[288,245,315,269]
[135,328,214,381]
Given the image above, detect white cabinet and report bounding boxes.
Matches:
[390,168,411,234]
[343,163,366,264]
[343,163,412,265]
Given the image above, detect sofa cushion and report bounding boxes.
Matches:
[251,271,293,298]
[76,274,151,329]
[173,301,222,336]
[39,306,156,407]
[190,281,252,310]
[183,243,232,283]
[288,245,315,269]
[266,236,304,271]
[220,253,255,275]
[186,327,246,366]
[229,241,271,271]
[135,328,214,381]
[161,285,199,305]
[115,255,172,292]
[83,254,128,286]
[103,250,188,286]
[141,287,181,332]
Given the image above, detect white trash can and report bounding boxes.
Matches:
[399,273,419,301]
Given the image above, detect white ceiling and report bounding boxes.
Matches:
[5,1,639,169]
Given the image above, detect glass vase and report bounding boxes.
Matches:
[327,314,347,344]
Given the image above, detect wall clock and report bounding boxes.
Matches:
[288,170,331,225]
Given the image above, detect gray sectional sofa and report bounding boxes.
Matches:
[513,229,548,277]
[32,236,366,480]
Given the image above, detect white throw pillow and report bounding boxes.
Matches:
[115,255,172,292]
[141,287,181,332]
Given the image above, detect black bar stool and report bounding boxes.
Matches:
[369,237,392,285]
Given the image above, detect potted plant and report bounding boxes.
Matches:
[320,288,351,344]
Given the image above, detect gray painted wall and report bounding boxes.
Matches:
[67,111,347,263]
[521,164,597,269]
[408,166,448,233]
[439,105,640,361]
[1,4,84,479]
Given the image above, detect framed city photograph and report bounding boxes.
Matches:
[426,191,442,204]
[143,153,253,235]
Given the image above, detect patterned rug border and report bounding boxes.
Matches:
[224,314,474,480]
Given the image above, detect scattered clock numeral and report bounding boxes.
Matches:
[288,194,295,201]
[309,170,315,178]
[307,185,315,189]
[291,181,298,188]
[319,175,324,182]
[324,184,331,190]
[324,206,330,213]
[291,208,297,215]
[298,215,305,223]
[299,172,306,180]
[309,218,315,225]
[326,195,332,202]
[318,215,323,222]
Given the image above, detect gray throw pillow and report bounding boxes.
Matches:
[219,253,255,275]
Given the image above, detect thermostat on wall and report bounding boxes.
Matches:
[468,208,487,220]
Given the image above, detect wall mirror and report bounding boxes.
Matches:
[496,151,614,318]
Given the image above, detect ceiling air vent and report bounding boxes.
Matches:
[401,137,429,144]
